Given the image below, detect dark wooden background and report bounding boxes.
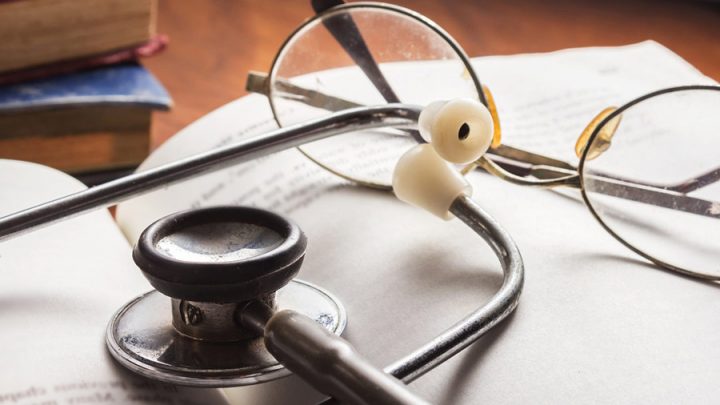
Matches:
[144,0,720,147]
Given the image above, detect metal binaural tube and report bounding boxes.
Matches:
[318,195,524,405]
[0,104,421,241]
[384,195,524,382]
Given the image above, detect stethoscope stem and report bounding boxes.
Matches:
[0,104,421,242]
[240,301,429,405]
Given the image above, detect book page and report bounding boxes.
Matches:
[117,41,720,404]
[0,160,228,405]
[474,41,715,161]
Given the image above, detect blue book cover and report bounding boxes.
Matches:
[0,63,172,113]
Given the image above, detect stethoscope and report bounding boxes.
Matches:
[0,99,524,404]
[0,1,525,401]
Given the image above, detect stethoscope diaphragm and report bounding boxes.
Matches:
[105,206,346,387]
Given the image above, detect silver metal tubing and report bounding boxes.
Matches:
[319,195,524,405]
[386,195,524,382]
[0,104,421,241]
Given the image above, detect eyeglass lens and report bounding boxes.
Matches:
[581,87,720,278]
[268,5,481,187]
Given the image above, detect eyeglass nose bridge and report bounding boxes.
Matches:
[575,107,622,160]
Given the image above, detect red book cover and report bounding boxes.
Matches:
[0,35,168,86]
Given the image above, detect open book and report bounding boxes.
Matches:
[2,41,718,404]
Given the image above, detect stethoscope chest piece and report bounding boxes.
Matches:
[106,206,346,387]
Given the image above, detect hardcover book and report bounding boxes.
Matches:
[0,63,172,173]
[0,0,157,74]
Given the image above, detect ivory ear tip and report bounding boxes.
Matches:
[418,100,447,142]
[392,144,471,220]
[394,98,490,218]
[430,99,494,164]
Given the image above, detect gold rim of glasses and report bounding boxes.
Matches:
[264,1,487,190]
[578,84,720,281]
[247,2,720,281]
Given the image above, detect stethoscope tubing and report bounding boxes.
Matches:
[0,104,421,241]
[0,103,525,402]
[317,195,524,404]
[388,195,524,382]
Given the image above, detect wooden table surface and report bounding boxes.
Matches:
[145,0,720,147]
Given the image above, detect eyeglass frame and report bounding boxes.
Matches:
[245,1,720,281]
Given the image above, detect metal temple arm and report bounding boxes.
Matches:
[311,0,400,105]
[652,166,720,194]
[582,174,720,218]
[247,71,362,112]
[481,154,720,219]
[500,144,720,196]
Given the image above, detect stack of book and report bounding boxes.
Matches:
[0,0,171,178]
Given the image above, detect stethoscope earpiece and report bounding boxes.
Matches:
[106,206,347,387]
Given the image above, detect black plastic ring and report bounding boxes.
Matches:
[133,206,307,302]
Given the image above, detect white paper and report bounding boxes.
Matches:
[0,161,229,405]
[475,42,714,159]
[115,41,720,404]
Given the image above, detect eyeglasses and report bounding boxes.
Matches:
[245,1,720,280]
